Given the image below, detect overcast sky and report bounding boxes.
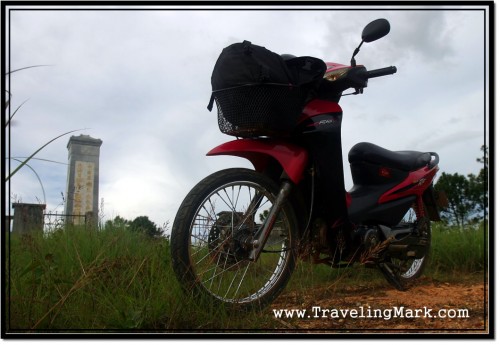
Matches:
[5,4,490,228]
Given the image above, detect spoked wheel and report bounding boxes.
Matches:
[171,168,298,310]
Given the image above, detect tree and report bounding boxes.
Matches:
[435,173,480,227]
[434,146,488,227]
[104,215,129,231]
[476,145,489,218]
[129,216,164,238]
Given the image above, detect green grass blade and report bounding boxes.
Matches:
[6,98,30,127]
[6,65,52,75]
[11,158,46,204]
[6,129,87,181]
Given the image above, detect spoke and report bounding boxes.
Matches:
[235,185,242,212]
[190,233,209,244]
[201,260,244,284]
[222,260,247,299]
[216,190,238,214]
[208,247,223,290]
[194,235,232,266]
[195,212,214,222]
[236,194,270,233]
[223,188,236,213]
[230,261,252,300]
[187,179,292,305]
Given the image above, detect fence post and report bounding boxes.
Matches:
[12,203,46,234]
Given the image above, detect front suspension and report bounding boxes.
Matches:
[248,180,293,261]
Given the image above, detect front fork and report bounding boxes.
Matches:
[248,180,293,261]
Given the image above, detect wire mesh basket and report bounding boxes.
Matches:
[213,84,306,137]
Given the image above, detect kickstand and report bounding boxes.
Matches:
[378,262,406,291]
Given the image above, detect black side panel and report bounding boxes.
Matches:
[366,196,416,226]
[349,188,416,226]
[297,112,348,226]
[348,184,391,224]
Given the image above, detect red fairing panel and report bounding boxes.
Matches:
[299,99,343,121]
[207,139,308,184]
[378,165,439,204]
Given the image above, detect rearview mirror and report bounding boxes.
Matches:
[362,18,390,43]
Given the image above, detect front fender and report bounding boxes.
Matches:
[207,139,308,184]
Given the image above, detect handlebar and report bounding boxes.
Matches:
[322,65,398,97]
[365,66,397,79]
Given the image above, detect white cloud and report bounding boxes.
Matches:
[6,6,489,226]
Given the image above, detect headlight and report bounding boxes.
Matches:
[324,67,350,82]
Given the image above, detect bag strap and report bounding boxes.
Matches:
[207,94,215,111]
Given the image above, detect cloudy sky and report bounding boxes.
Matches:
[5,4,490,228]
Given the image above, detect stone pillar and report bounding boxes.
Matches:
[12,203,46,234]
[64,135,102,226]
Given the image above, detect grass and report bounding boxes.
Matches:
[5,221,487,331]
[5,226,275,331]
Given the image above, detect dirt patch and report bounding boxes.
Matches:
[269,277,489,334]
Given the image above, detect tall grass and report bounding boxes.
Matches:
[426,222,487,278]
[5,226,272,331]
[5,221,486,331]
[287,222,487,291]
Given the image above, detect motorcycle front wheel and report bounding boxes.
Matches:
[170,168,298,310]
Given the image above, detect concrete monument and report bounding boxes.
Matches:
[64,135,102,225]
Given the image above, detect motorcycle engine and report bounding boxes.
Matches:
[363,227,381,249]
[355,226,382,250]
[312,218,330,250]
[308,218,353,263]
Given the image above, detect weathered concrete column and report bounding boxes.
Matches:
[12,203,46,234]
[64,135,102,226]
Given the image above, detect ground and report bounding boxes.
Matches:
[269,276,488,334]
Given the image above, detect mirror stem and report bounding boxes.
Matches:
[351,41,364,67]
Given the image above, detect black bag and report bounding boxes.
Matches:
[210,40,293,91]
[208,40,326,137]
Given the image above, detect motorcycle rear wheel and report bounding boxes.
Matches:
[386,209,431,289]
[170,168,298,310]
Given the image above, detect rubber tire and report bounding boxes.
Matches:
[398,218,431,284]
[170,168,299,311]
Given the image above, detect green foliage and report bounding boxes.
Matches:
[6,226,271,330]
[434,172,483,227]
[476,145,489,213]
[434,146,488,227]
[104,215,165,239]
[426,222,486,277]
[104,215,129,231]
[129,216,164,239]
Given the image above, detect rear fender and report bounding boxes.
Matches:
[423,185,441,221]
[207,139,308,185]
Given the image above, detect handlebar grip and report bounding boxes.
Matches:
[366,66,397,79]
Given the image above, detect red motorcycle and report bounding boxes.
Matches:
[171,19,441,310]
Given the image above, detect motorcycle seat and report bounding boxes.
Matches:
[348,142,432,171]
